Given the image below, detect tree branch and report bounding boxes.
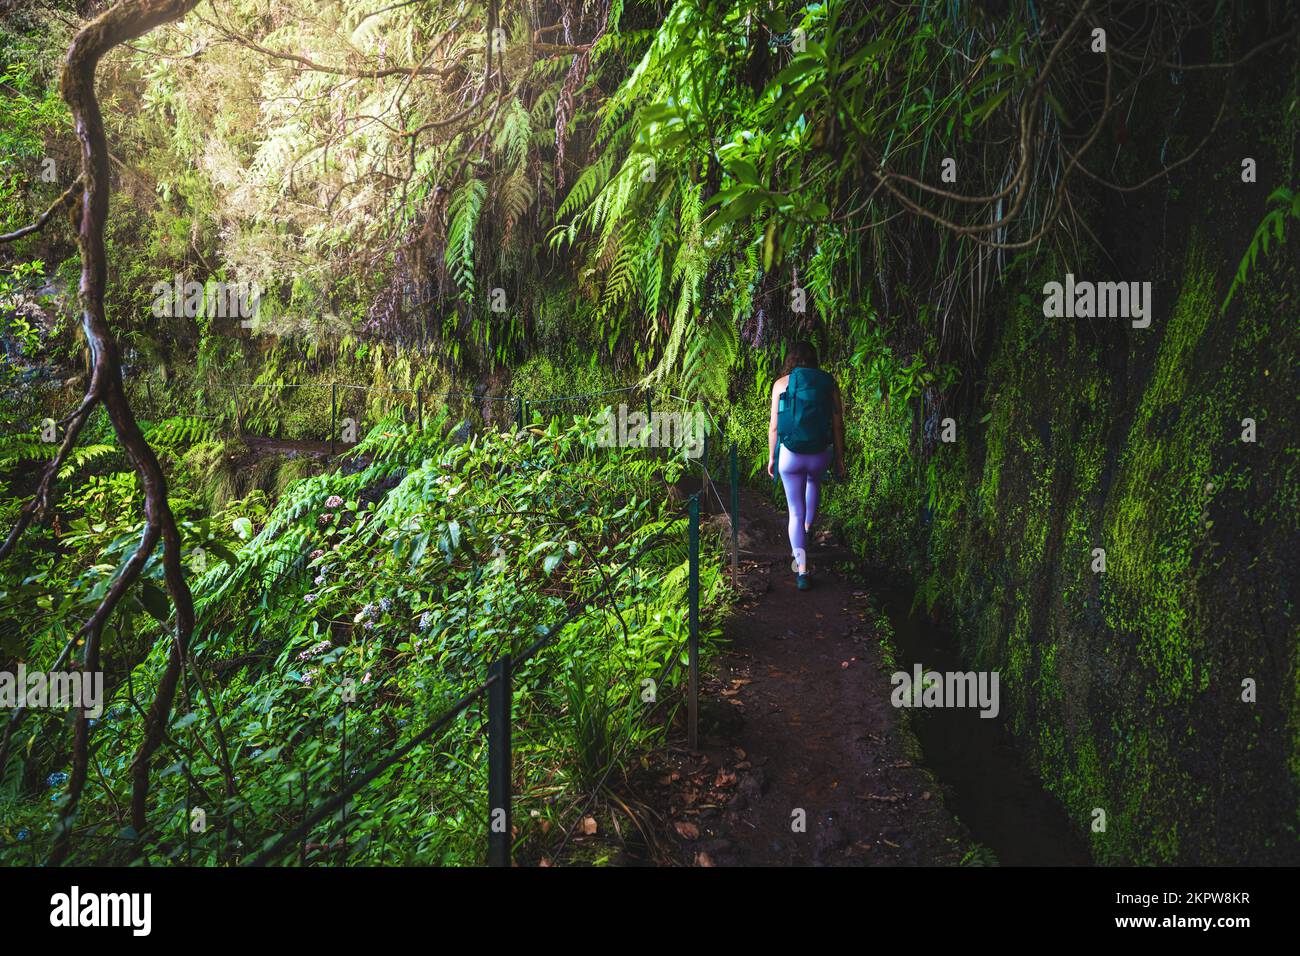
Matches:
[11,0,207,866]
[0,177,83,245]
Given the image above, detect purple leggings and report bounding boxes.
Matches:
[778,444,833,569]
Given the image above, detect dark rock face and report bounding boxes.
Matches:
[924,222,1297,864]
[818,58,1300,864]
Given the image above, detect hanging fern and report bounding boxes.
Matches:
[1222,186,1300,313]
[445,177,487,302]
[680,311,739,400]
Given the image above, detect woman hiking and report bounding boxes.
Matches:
[766,341,846,590]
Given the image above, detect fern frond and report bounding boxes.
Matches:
[1222,186,1300,312]
[0,434,56,472]
[445,178,487,301]
[146,415,219,449]
[57,444,118,481]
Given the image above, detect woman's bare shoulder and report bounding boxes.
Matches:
[772,374,789,392]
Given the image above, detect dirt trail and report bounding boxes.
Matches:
[652,488,970,866]
[241,436,337,458]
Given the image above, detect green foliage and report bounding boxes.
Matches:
[1222,186,1300,312]
[145,416,220,451]
[1,409,725,865]
[445,179,487,303]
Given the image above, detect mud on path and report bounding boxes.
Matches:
[646,488,971,866]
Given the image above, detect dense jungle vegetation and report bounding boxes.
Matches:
[0,0,1297,866]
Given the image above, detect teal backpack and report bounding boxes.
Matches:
[777,366,835,454]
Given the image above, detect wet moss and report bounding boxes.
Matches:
[866,228,1300,864]
[1101,241,1218,702]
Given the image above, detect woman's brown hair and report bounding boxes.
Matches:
[781,340,819,376]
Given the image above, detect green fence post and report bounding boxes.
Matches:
[688,494,700,751]
[487,654,513,867]
[730,442,739,584]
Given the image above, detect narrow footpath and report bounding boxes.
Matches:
[646,488,972,866]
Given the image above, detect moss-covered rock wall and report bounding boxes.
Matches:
[816,53,1300,865]
[916,232,1298,863]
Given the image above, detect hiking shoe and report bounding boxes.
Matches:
[796,573,812,591]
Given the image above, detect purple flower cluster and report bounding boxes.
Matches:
[297,640,333,661]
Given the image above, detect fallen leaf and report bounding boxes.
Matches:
[582,816,598,835]
[674,821,700,840]
[695,851,713,867]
